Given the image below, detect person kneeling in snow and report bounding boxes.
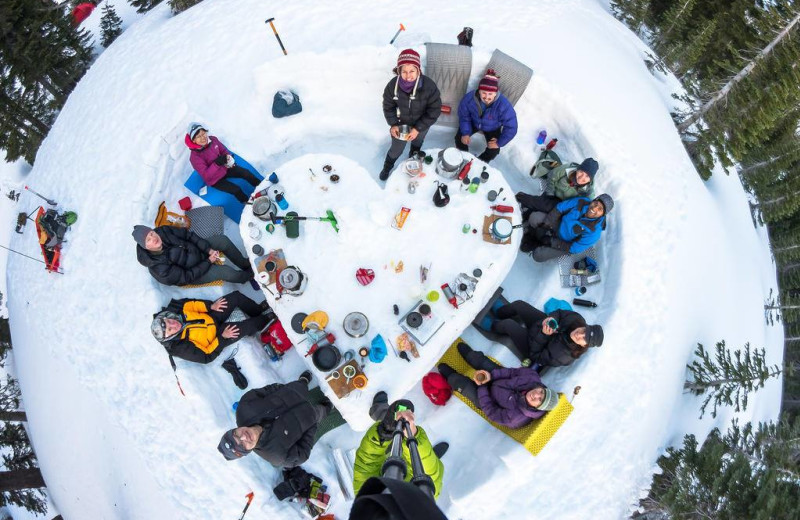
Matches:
[454,69,518,163]
[353,395,447,498]
[151,291,271,364]
[520,193,614,262]
[438,342,559,429]
[478,300,604,368]
[217,372,332,468]
[186,123,261,203]
[133,225,253,286]
[521,157,599,213]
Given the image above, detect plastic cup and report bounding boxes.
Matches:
[268,172,279,183]
[427,290,440,302]
[468,182,479,194]
[462,223,471,233]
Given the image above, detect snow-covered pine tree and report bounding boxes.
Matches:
[168,0,202,14]
[638,417,800,519]
[684,341,781,418]
[610,0,653,38]
[129,0,163,13]
[100,2,123,48]
[764,292,800,324]
[0,423,46,514]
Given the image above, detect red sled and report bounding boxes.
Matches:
[34,208,62,273]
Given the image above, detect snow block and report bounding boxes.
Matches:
[438,338,573,456]
[184,153,263,224]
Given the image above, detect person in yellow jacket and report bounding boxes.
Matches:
[353,394,448,498]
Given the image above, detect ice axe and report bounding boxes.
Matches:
[389,23,405,44]
[271,209,339,233]
[265,18,287,55]
[24,186,57,206]
[238,492,254,520]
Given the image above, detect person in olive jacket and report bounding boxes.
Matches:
[379,48,442,181]
[481,300,604,367]
[217,373,332,468]
[133,225,252,286]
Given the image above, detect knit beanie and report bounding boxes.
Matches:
[132,225,152,248]
[378,399,415,440]
[217,429,250,461]
[478,69,499,93]
[578,158,599,180]
[594,194,614,214]
[585,324,604,348]
[187,122,207,141]
[395,49,421,73]
[539,387,559,411]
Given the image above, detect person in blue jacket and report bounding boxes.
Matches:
[454,69,518,163]
[523,193,614,262]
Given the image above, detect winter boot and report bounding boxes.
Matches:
[433,442,449,459]
[408,145,422,159]
[437,363,456,379]
[318,395,334,415]
[478,314,496,332]
[379,155,397,181]
[520,232,537,253]
[490,299,505,315]
[222,358,248,390]
[298,370,313,386]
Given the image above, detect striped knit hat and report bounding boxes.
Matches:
[395,48,421,73]
[478,69,499,92]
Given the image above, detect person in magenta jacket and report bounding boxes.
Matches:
[454,69,518,163]
[185,123,261,203]
[437,342,559,429]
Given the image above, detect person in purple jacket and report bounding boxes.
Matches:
[437,342,559,429]
[185,123,261,203]
[454,69,518,163]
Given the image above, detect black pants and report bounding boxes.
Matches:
[285,380,328,423]
[491,301,546,362]
[454,128,502,163]
[191,235,252,285]
[210,291,270,349]
[446,349,502,407]
[386,128,430,162]
[213,165,261,203]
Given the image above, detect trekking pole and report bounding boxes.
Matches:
[0,244,64,274]
[24,186,57,206]
[389,23,405,44]
[402,420,436,499]
[238,492,255,520]
[265,18,287,55]
[381,419,408,482]
[168,355,186,397]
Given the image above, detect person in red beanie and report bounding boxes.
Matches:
[455,69,518,163]
[379,49,442,181]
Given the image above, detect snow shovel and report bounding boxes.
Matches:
[271,210,339,233]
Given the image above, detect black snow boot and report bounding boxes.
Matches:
[408,145,422,159]
[222,358,248,390]
[379,156,397,181]
[433,442,449,459]
[437,363,456,379]
[298,370,313,386]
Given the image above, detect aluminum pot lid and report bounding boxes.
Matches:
[252,197,275,218]
[279,267,302,289]
[343,312,369,338]
[442,148,463,170]
[492,218,513,238]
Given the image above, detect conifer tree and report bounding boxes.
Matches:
[639,417,800,519]
[0,423,45,514]
[168,0,202,14]
[684,341,781,418]
[764,292,800,323]
[100,2,123,48]
[129,0,162,13]
[610,0,653,37]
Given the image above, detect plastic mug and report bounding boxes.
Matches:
[462,223,471,233]
[468,182,479,194]
[268,172,279,183]
[427,290,440,302]
[265,261,277,272]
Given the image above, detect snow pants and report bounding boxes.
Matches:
[191,235,253,285]
[386,128,430,162]
[454,128,502,163]
[212,165,261,203]
[491,300,547,362]
[210,290,270,349]
[446,347,502,407]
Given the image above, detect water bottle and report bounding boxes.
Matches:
[536,130,547,146]
[275,193,289,210]
[575,286,587,296]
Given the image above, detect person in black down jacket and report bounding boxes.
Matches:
[217,373,332,468]
[379,48,442,181]
[132,224,253,286]
[484,300,604,368]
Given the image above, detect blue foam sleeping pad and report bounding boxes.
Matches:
[184,153,263,223]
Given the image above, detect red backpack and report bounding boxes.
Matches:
[261,319,293,354]
[422,372,452,405]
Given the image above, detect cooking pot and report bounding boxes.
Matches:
[252,197,276,221]
[312,345,341,371]
[490,218,513,240]
[436,148,465,179]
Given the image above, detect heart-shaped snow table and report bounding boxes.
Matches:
[241,152,520,430]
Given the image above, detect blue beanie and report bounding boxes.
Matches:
[578,158,599,180]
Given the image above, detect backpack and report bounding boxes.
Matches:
[529,150,562,178]
[38,209,74,249]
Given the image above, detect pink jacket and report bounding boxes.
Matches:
[186,134,230,186]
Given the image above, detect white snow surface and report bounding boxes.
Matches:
[4,0,782,518]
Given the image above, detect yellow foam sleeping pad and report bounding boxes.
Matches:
[438,338,574,456]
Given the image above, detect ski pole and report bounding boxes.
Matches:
[24,186,57,206]
[238,492,255,520]
[0,243,64,274]
[265,18,287,55]
[389,23,405,44]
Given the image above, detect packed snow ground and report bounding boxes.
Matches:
[4,0,783,518]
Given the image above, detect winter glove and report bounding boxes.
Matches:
[543,207,562,230]
[214,154,228,166]
[377,399,415,441]
[221,358,248,390]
